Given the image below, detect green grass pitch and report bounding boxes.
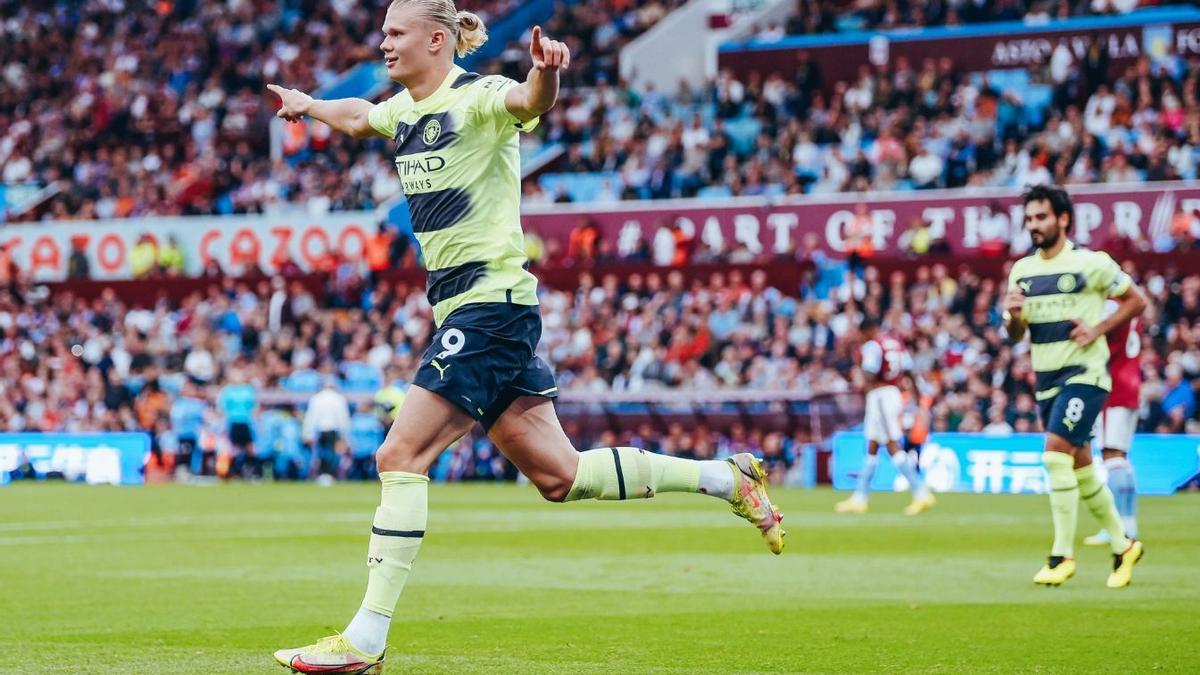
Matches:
[2,483,1197,673]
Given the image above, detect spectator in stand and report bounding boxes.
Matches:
[1167,206,1199,251]
[129,234,159,279]
[1161,363,1196,432]
[366,223,396,285]
[159,236,186,277]
[67,237,90,279]
[567,218,601,265]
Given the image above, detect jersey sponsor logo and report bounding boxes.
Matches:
[423,119,442,146]
[394,156,446,175]
[1023,294,1082,323]
[395,156,447,194]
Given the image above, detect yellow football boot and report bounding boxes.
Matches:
[903,493,936,516]
[727,453,786,554]
[834,497,868,514]
[1033,556,1076,586]
[1106,539,1144,588]
[274,633,384,674]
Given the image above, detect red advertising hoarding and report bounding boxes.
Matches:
[6,182,1197,282]
[523,182,1200,260]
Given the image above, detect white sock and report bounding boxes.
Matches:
[697,460,734,500]
[343,605,390,655]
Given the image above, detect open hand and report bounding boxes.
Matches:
[266,84,313,122]
[529,26,570,71]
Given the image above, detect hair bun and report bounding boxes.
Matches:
[455,10,487,57]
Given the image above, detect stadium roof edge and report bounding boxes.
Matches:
[718,6,1200,53]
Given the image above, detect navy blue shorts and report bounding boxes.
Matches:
[1037,383,1108,447]
[413,302,558,431]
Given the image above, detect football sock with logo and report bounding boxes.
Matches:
[564,447,731,501]
[1076,463,1131,555]
[853,453,880,502]
[1043,452,1079,558]
[890,450,929,497]
[1103,456,1138,539]
[345,471,428,655]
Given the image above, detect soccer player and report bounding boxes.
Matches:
[835,316,935,515]
[1002,184,1147,588]
[267,2,784,672]
[1084,305,1143,545]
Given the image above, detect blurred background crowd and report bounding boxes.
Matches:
[2,253,1197,482]
[3,0,1194,219]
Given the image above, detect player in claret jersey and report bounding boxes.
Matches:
[1085,308,1144,546]
[267,1,783,672]
[836,316,935,515]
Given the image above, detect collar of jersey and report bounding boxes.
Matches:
[411,64,466,113]
[1037,238,1075,261]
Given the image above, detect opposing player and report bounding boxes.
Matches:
[267,2,784,672]
[1003,184,1146,588]
[835,317,935,515]
[1084,307,1143,546]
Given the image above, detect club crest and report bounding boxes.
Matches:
[423,119,442,145]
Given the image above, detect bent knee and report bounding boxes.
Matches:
[1044,433,1077,454]
[534,472,576,502]
[375,437,425,474]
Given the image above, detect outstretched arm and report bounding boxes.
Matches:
[267,84,379,139]
[505,25,570,123]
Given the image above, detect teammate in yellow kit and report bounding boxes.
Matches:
[1003,184,1146,588]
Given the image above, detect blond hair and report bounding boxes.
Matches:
[390,0,488,58]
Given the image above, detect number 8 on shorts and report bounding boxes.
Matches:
[1039,383,1109,448]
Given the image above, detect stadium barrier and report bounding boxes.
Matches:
[0,433,150,486]
[832,431,1200,496]
[255,389,863,439]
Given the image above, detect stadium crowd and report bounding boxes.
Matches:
[5,0,1197,220]
[771,0,1165,37]
[0,0,521,223]
[529,46,1200,203]
[1,248,1198,482]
